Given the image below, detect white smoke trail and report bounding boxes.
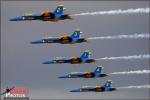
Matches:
[110,70,150,75]
[72,8,150,16]
[87,33,150,40]
[96,54,150,61]
[118,85,150,89]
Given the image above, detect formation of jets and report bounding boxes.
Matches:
[7,4,117,94]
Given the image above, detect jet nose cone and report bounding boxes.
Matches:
[58,76,66,78]
[9,16,24,21]
[9,17,17,21]
[58,75,69,78]
[42,60,55,64]
[31,40,44,44]
[70,88,81,92]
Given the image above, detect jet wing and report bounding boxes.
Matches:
[70,72,85,77]
[81,86,95,89]
[59,72,84,78]
[46,37,61,41]
[23,13,42,17]
[30,13,42,17]
[55,57,71,60]
[70,72,84,75]
[43,57,71,64]
[54,57,71,63]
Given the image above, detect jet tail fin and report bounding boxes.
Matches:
[94,66,104,76]
[80,50,91,60]
[54,4,65,18]
[71,29,83,39]
[103,80,112,90]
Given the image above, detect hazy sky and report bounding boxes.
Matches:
[1,1,149,99]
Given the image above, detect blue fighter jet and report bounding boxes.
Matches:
[43,50,95,64]
[9,4,72,22]
[59,65,108,78]
[31,29,87,44]
[70,80,116,92]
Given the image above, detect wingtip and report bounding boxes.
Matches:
[58,4,64,7]
[107,80,112,82]
[76,28,80,31]
[85,50,91,52]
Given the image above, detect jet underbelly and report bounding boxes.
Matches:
[81,88,95,92]
[23,15,42,20]
[84,59,95,63]
[60,36,72,44]
[70,74,82,78]
[59,14,72,20]
[95,87,105,92]
[55,60,70,63]
[42,12,54,21]
[76,38,87,43]
[84,72,95,78]
[70,58,82,64]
